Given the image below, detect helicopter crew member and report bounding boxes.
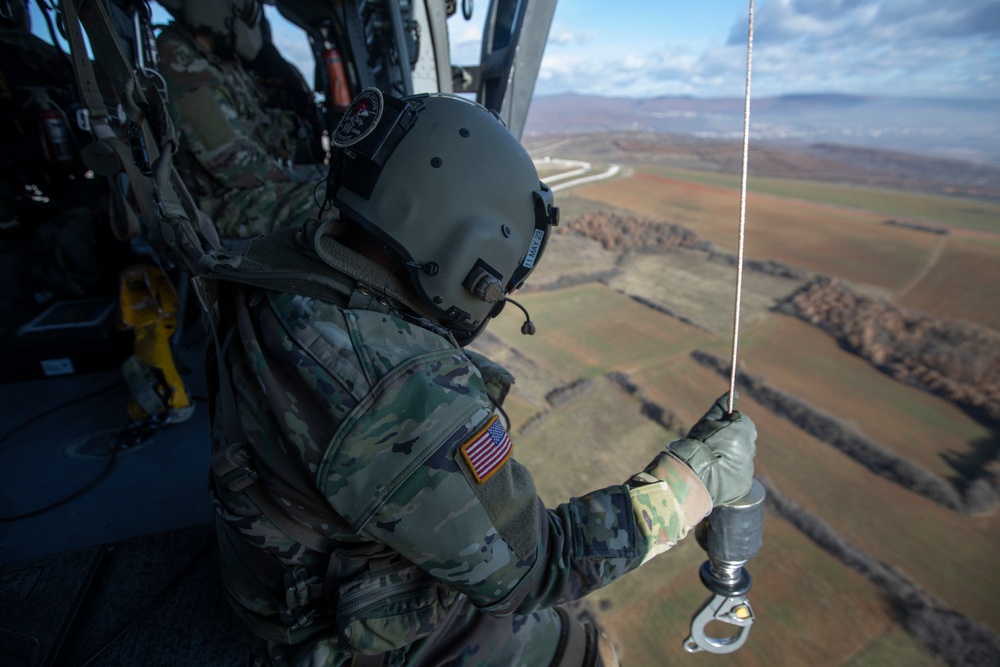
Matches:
[156,0,320,238]
[204,90,757,666]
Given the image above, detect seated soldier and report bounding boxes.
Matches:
[156,0,321,238]
[203,90,757,666]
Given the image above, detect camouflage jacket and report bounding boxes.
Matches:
[157,25,319,237]
[206,226,712,666]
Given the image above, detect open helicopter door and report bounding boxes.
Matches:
[272,0,452,114]
[272,0,555,140]
[456,0,558,140]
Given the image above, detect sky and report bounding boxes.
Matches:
[456,0,1000,99]
[29,0,1000,100]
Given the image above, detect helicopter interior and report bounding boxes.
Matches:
[0,1,555,664]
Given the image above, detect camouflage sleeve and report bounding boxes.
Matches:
[158,29,297,190]
[362,407,712,617]
[257,292,711,618]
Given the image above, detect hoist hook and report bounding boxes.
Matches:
[684,479,765,654]
[684,593,755,654]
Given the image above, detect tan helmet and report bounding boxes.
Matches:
[327,89,559,343]
[160,0,262,60]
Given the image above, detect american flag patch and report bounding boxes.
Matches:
[461,415,513,483]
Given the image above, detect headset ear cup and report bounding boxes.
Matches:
[489,300,507,319]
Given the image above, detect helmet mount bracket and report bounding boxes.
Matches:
[463,261,505,304]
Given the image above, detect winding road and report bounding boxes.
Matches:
[533,157,630,192]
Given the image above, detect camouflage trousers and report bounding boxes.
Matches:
[252,596,620,667]
[207,166,326,238]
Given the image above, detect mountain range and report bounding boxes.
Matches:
[524,94,1000,165]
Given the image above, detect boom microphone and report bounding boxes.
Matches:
[505,297,536,335]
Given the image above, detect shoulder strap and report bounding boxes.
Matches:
[198,220,430,320]
[209,324,339,552]
[195,276,347,551]
[63,0,219,266]
[198,224,356,304]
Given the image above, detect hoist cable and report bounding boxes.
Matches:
[728,0,755,415]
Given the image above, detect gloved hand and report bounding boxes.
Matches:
[668,393,757,506]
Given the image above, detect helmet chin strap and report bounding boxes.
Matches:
[504,297,536,336]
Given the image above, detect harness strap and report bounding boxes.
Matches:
[64,0,214,267]
[60,0,108,126]
[207,325,337,554]
[552,607,589,667]
[191,249,400,666]
[62,0,156,239]
[312,221,428,317]
[281,566,325,631]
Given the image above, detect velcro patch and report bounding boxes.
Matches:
[460,415,513,483]
[332,88,383,147]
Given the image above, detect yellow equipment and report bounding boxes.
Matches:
[118,264,194,423]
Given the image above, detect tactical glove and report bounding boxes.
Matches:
[668,393,757,506]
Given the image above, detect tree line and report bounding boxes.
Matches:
[692,349,998,514]
[762,477,1000,666]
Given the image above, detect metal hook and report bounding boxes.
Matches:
[684,593,754,654]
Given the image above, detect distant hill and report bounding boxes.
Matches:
[524,130,1000,203]
[524,93,1000,166]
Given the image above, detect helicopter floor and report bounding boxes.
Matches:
[0,324,245,666]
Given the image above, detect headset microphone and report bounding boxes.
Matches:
[505,297,536,335]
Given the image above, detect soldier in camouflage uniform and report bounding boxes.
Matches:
[199,90,757,666]
[157,0,321,238]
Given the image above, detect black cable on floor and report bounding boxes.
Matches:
[0,379,123,450]
[0,388,168,522]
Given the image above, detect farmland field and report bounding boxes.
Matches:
[575,172,942,293]
[489,283,706,379]
[739,316,996,479]
[896,237,1000,331]
[606,251,804,334]
[639,165,1000,234]
[472,152,1000,666]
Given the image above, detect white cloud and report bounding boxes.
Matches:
[446,15,485,66]
[547,23,597,47]
[728,0,1000,97]
[533,0,1000,98]
[148,0,997,100]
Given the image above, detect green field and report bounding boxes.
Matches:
[641,165,1000,234]
[471,163,1000,666]
[490,283,707,379]
[846,629,945,667]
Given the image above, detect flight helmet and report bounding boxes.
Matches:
[159,0,263,60]
[327,89,559,343]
